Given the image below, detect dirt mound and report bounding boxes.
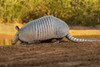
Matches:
[0,35,100,67]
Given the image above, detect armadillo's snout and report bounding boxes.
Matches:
[12,38,18,45]
[12,33,19,45]
[12,36,19,45]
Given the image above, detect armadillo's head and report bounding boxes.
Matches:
[12,26,20,45]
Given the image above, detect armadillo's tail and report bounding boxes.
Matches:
[66,33,100,42]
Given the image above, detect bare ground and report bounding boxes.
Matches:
[0,35,100,67]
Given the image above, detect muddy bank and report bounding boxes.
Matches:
[0,35,100,67]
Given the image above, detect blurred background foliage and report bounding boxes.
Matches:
[0,0,100,26]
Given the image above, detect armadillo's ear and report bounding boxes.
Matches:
[15,26,20,31]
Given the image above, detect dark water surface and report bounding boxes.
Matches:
[0,36,20,46]
[0,38,12,46]
[0,35,14,46]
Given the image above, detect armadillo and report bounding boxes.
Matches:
[12,15,100,45]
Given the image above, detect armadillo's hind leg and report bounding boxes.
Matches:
[54,38,63,43]
[41,38,63,43]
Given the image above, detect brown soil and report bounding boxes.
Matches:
[0,35,100,67]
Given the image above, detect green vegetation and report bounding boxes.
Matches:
[0,0,100,26]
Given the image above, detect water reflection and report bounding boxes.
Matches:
[0,35,21,46]
[0,38,12,46]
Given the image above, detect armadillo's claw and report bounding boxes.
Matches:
[54,40,60,43]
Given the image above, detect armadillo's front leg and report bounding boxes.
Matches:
[20,42,34,45]
[20,41,41,45]
[20,41,28,45]
[28,42,35,44]
[28,41,41,44]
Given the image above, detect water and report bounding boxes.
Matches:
[0,38,12,46]
[0,36,21,46]
[0,35,13,46]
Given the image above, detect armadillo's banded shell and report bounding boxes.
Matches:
[18,16,69,42]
